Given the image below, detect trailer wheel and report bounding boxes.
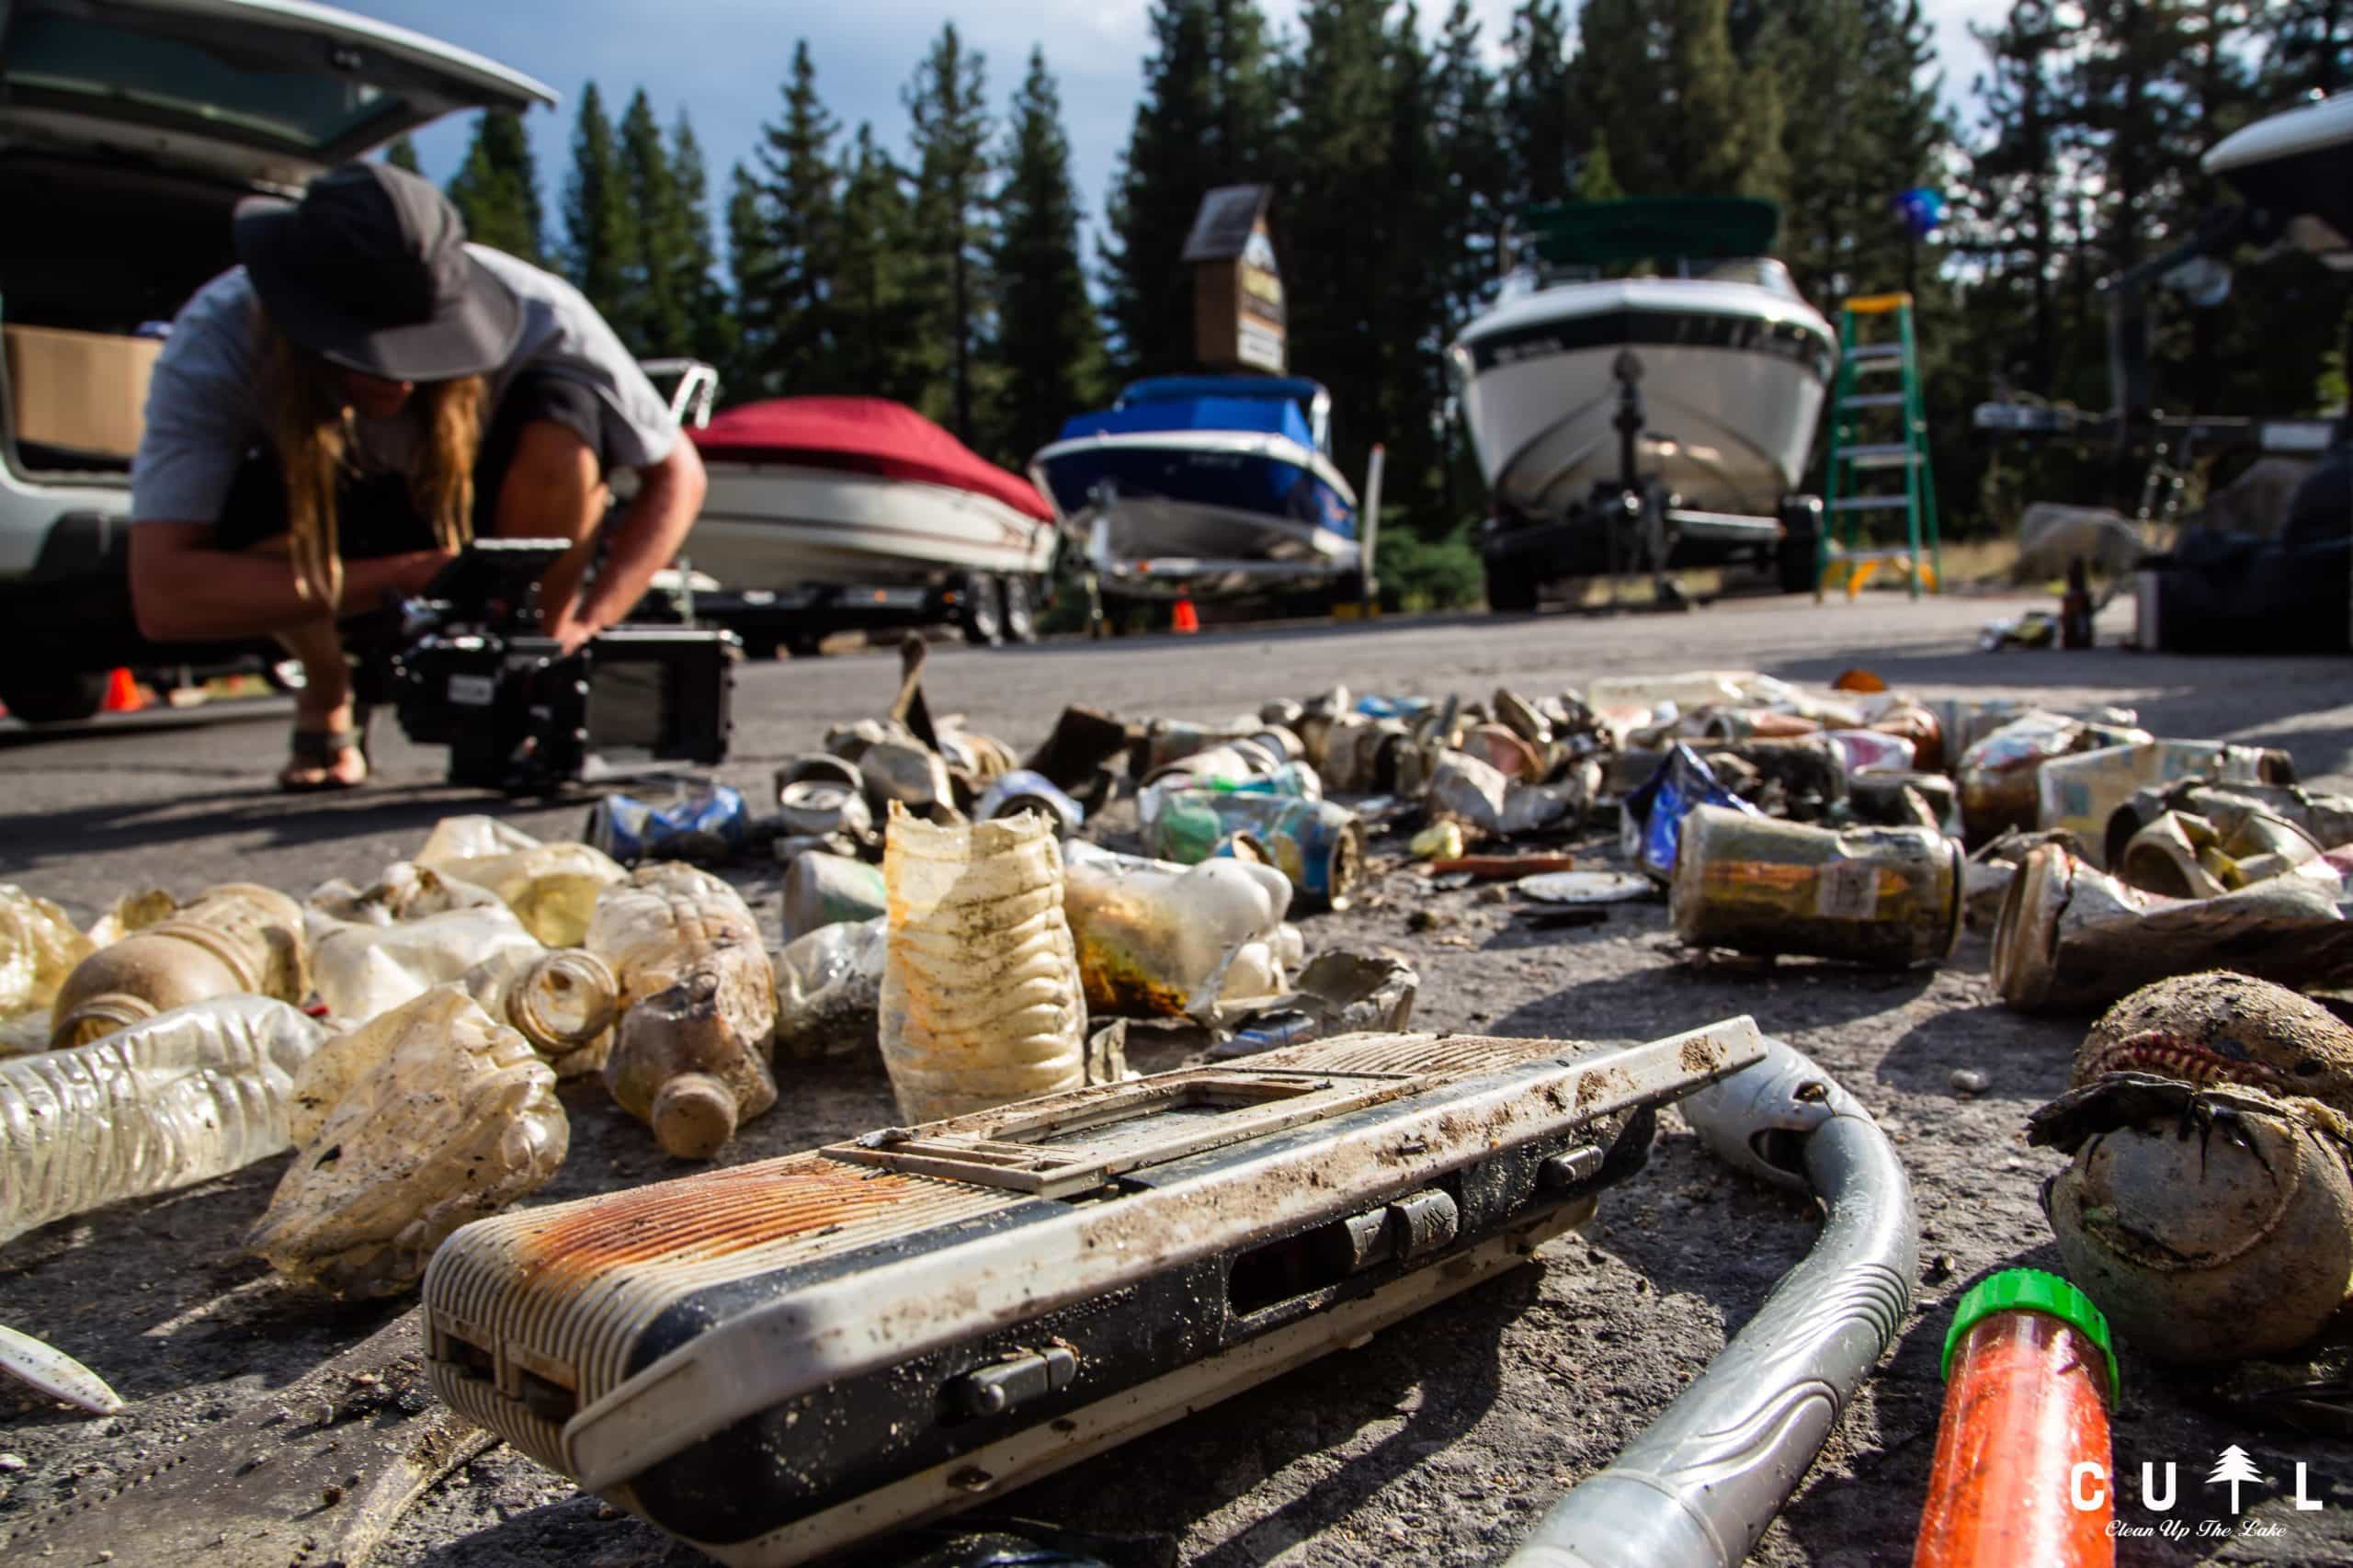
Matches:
[959,573,1004,645]
[1483,560,1540,614]
[1777,495,1825,596]
[1000,574,1039,643]
[0,669,108,723]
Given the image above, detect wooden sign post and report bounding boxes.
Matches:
[1183,185,1286,373]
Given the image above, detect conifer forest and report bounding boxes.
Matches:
[404,0,2353,554]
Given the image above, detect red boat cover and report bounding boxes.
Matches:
[689,397,1054,522]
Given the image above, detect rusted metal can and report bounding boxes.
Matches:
[1670,804,1962,969]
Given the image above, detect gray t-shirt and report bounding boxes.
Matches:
[131,245,678,523]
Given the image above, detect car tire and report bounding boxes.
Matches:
[1484,559,1540,614]
[0,670,108,723]
[999,575,1040,643]
[960,574,1004,645]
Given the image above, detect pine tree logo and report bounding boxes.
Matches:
[2207,1445,2264,1514]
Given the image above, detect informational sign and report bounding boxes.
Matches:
[1184,186,1287,373]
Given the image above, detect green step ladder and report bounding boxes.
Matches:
[1817,292,1940,599]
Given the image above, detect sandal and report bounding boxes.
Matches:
[278,710,370,792]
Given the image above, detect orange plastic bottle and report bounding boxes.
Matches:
[1915,1268,2120,1568]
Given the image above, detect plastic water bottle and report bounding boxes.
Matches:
[0,995,327,1246]
[49,883,309,1051]
[1062,843,1293,1019]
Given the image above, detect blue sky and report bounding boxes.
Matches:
[352,0,2005,264]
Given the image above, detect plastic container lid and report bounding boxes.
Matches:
[1941,1267,2120,1401]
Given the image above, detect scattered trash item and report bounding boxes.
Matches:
[2068,971,2353,1116]
[1428,853,1578,881]
[1949,1069,1989,1096]
[774,760,880,858]
[455,947,620,1078]
[49,882,308,1050]
[1025,705,1133,792]
[1,996,325,1247]
[1818,729,1915,778]
[82,887,177,949]
[2030,1074,2353,1365]
[1671,807,1962,970]
[1410,820,1467,861]
[2035,741,2292,865]
[1621,744,1760,882]
[1460,722,1546,783]
[2103,780,2353,870]
[1209,951,1420,1057]
[585,781,751,865]
[1846,771,1962,838]
[1430,747,1511,830]
[421,1021,1759,1564]
[1518,869,1651,904]
[2114,807,2325,899]
[892,1525,1170,1568]
[880,805,1089,1121]
[974,768,1087,835]
[589,864,779,1159]
[1954,712,2152,843]
[1689,736,1847,819]
[250,990,566,1298]
[0,1324,122,1415]
[1978,609,2059,651]
[1832,668,1887,693]
[772,916,887,1060]
[1140,790,1366,911]
[0,1309,492,1568]
[780,852,891,943]
[1961,828,2077,932]
[1914,1269,2117,1567]
[306,866,541,1028]
[1992,845,2353,1010]
[0,884,93,1056]
[1063,844,1292,1021]
[414,815,625,948]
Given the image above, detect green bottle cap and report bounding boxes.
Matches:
[1941,1267,2119,1401]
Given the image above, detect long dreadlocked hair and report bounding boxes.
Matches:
[259,316,486,607]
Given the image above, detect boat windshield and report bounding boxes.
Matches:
[1491,255,1801,304]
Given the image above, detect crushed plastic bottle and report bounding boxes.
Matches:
[456,947,619,1078]
[773,916,887,1060]
[879,804,1088,1122]
[0,886,94,1057]
[587,863,778,1158]
[306,865,542,1028]
[249,990,565,1298]
[1,995,327,1246]
[49,883,308,1050]
[415,815,624,947]
[1063,843,1293,1020]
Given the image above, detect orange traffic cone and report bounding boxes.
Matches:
[1171,598,1199,634]
[102,667,143,712]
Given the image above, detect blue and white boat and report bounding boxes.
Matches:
[1029,375,1360,599]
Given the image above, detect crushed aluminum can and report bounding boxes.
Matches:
[1620,744,1759,881]
[973,769,1086,835]
[585,781,749,866]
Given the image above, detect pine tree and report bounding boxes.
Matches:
[384,135,422,174]
[1577,131,1623,200]
[991,49,1106,464]
[724,164,778,395]
[1432,0,1507,332]
[745,41,842,391]
[1377,2,1449,522]
[618,88,688,357]
[832,125,923,403]
[2268,0,2353,94]
[562,84,639,329]
[669,113,734,376]
[1569,0,1665,196]
[903,23,995,439]
[1102,0,1284,378]
[448,110,546,264]
[1504,0,1577,207]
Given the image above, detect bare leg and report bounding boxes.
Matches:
[274,616,366,788]
[490,420,606,643]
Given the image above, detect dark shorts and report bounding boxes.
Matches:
[211,372,609,558]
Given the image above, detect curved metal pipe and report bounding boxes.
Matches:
[1500,1040,1917,1568]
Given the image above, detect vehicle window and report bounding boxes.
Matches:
[6,6,400,153]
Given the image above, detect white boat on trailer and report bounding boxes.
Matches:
[1449,197,1835,609]
[678,391,1061,648]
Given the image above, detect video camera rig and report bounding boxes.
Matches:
[350,539,734,795]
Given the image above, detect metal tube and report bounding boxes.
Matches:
[1500,1041,1917,1568]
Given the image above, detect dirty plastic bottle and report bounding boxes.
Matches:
[587,863,779,1159]
[415,814,625,948]
[1062,843,1293,1019]
[773,915,887,1060]
[1,885,94,1057]
[0,995,327,1246]
[49,883,308,1051]
[249,989,566,1299]
[307,866,543,1027]
[879,804,1088,1122]
[457,947,620,1078]
[1915,1269,2117,1568]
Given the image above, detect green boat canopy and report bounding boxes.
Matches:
[1523,196,1782,267]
